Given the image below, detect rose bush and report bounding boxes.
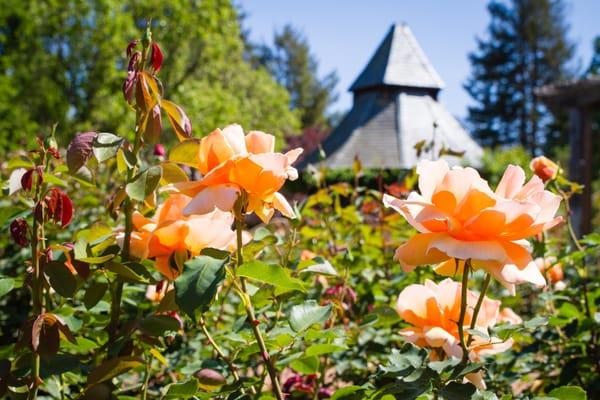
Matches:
[0,23,598,400]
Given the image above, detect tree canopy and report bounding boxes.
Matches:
[0,0,299,150]
[465,0,574,152]
[249,24,339,129]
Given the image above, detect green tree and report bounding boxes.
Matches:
[0,0,299,150]
[251,24,338,129]
[465,0,574,152]
[588,36,600,75]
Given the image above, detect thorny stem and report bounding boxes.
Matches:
[467,273,491,347]
[552,182,593,319]
[457,259,471,363]
[29,158,48,400]
[233,197,284,400]
[141,355,151,400]
[109,37,147,346]
[198,316,244,386]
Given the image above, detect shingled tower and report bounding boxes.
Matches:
[304,23,482,168]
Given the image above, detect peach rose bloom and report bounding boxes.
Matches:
[397,278,515,388]
[529,156,559,182]
[146,281,172,303]
[118,193,237,279]
[499,307,523,325]
[384,159,562,294]
[535,257,565,290]
[169,124,302,223]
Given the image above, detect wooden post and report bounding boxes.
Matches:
[568,106,593,237]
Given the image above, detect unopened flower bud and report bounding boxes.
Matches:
[530,156,559,182]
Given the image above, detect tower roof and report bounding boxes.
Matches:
[349,24,445,92]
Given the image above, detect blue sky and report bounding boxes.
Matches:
[239,1,599,120]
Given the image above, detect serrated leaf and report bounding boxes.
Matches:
[289,301,332,332]
[162,100,192,141]
[104,261,152,284]
[169,138,201,167]
[139,315,180,336]
[0,277,15,298]
[45,261,77,298]
[83,281,108,309]
[548,386,587,400]
[125,166,162,201]
[92,132,123,162]
[290,356,320,374]
[237,261,306,293]
[86,356,143,386]
[299,257,337,276]
[174,256,226,321]
[164,377,199,399]
[305,343,346,357]
[67,132,97,173]
[160,161,189,185]
[439,382,477,400]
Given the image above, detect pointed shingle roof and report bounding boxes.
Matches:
[301,23,482,169]
[350,23,444,92]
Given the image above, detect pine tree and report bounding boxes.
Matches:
[251,24,339,129]
[465,0,574,152]
[588,36,600,75]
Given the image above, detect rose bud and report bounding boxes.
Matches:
[10,218,29,247]
[530,156,559,182]
[153,143,165,157]
[150,42,164,73]
[126,39,139,57]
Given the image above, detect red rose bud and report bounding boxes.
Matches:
[10,218,29,247]
[123,71,137,103]
[126,39,139,57]
[21,169,34,191]
[150,42,163,73]
[153,143,165,157]
[530,156,559,183]
[47,147,60,159]
[127,51,140,72]
[45,188,74,228]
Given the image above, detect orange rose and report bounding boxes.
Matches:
[397,278,514,389]
[170,124,302,223]
[384,159,562,294]
[498,307,523,325]
[535,257,565,289]
[118,193,238,279]
[529,156,559,182]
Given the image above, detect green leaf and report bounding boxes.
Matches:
[160,161,189,185]
[104,262,152,284]
[331,386,367,400]
[299,257,337,276]
[139,315,180,336]
[237,261,306,293]
[548,386,587,400]
[83,281,108,309]
[290,356,320,374]
[164,377,199,399]
[169,138,201,167]
[289,301,332,332]
[174,256,226,321]
[0,277,15,298]
[92,132,124,162]
[523,316,548,330]
[439,382,477,400]
[305,343,346,357]
[86,356,143,386]
[125,166,162,201]
[45,261,77,298]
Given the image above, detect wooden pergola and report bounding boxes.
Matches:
[536,77,600,236]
